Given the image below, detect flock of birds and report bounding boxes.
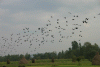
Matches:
[0,12,100,56]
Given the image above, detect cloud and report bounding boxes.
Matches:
[1,0,22,5]
[0,0,100,55]
[0,8,9,16]
[10,10,57,25]
[55,0,98,13]
[57,0,96,4]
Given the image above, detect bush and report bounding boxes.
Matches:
[52,57,54,63]
[3,66,6,67]
[76,57,81,65]
[7,59,10,64]
[76,57,81,62]
[77,57,81,62]
[32,58,35,63]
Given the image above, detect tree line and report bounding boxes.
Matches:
[0,53,30,62]
[0,41,99,62]
[34,41,100,61]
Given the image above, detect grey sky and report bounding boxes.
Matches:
[0,0,100,56]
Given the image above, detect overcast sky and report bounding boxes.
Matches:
[0,0,100,56]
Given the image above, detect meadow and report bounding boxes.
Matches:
[0,59,100,67]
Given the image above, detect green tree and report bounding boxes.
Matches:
[72,41,78,50]
[83,42,98,61]
[25,53,30,60]
[58,52,62,59]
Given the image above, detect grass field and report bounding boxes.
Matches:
[0,59,100,67]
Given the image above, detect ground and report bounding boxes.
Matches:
[0,59,100,67]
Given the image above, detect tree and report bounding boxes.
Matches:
[25,53,30,60]
[58,52,62,59]
[69,48,71,51]
[62,50,65,59]
[51,51,57,59]
[72,41,78,50]
[83,42,98,61]
[20,54,24,60]
[84,42,91,47]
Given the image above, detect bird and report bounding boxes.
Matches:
[64,17,66,19]
[68,12,71,14]
[1,11,97,56]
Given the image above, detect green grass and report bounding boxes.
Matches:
[0,59,100,67]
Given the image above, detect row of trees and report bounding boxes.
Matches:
[33,41,100,61]
[0,41,99,62]
[0,53,31,62]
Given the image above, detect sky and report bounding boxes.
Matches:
[0,0,100,56]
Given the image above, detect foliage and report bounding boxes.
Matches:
[0,53,30,62]
[25,53,30,60]
[0,41,99,62]
[72,41,79,50]
[76,57,81,62]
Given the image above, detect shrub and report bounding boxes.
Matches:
[76,57,81,62]
[52,57,54,63]
[76,57,81,65]
[3,66,6,67]
[7,59,10,64]
[32,58,35,63]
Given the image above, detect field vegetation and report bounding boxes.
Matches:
[0,41,100,67]
[0,59,100,67]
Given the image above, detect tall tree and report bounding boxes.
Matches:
[72,41,78,50]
